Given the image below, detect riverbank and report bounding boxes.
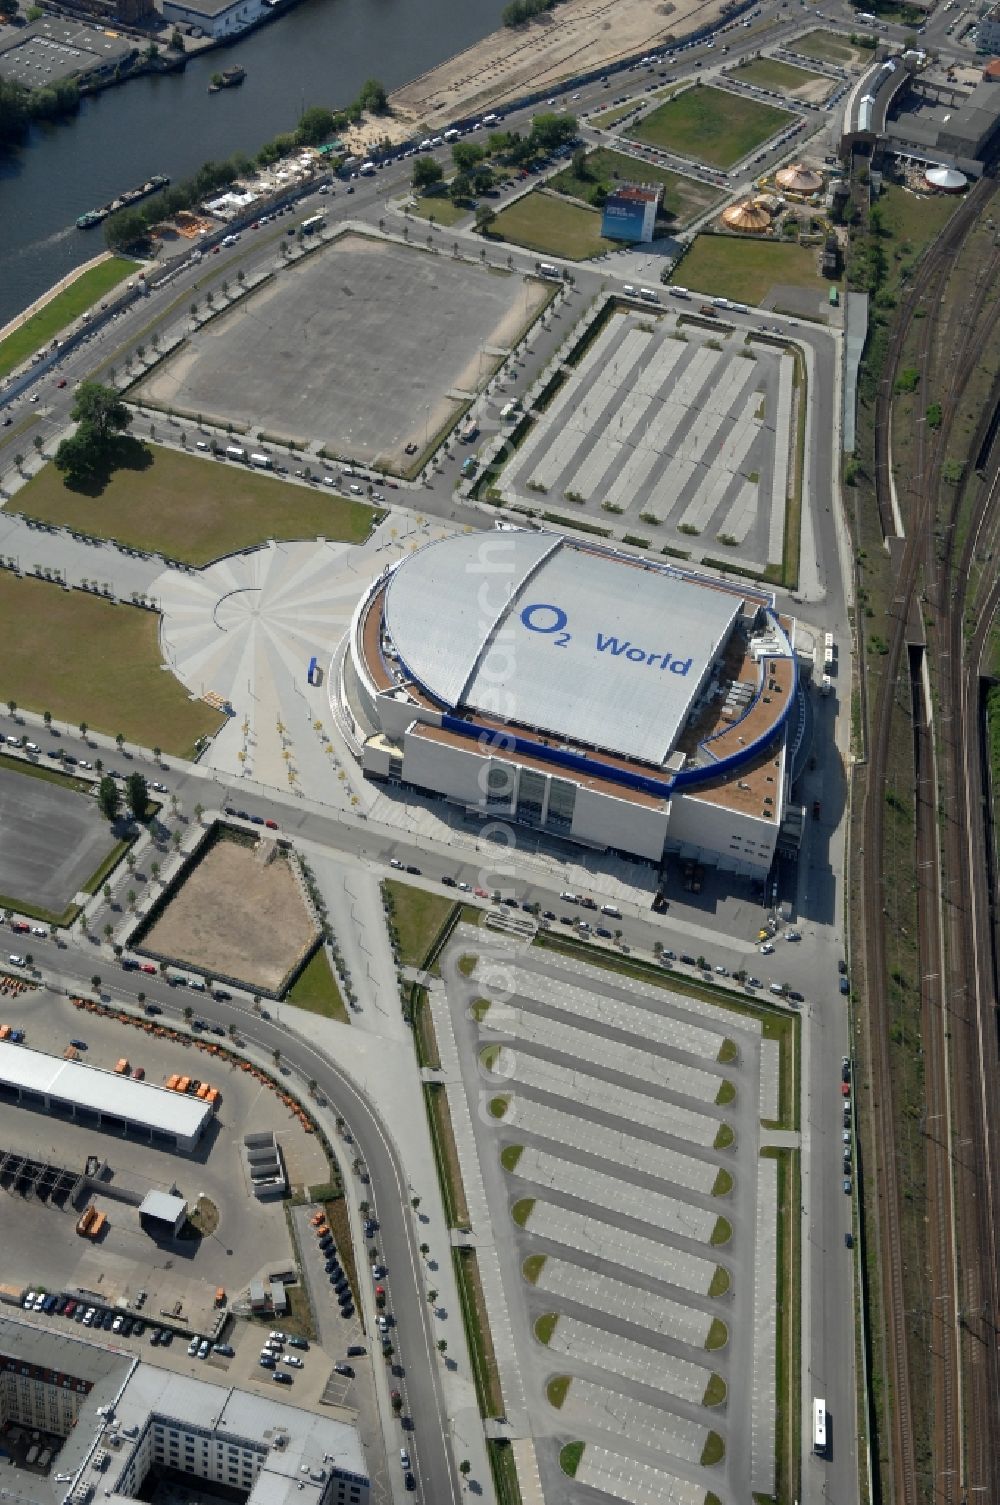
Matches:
[0,255,141,382]
[390,0,734,128]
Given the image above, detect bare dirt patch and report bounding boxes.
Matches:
[143,835,319,992]
[391,0,734,129]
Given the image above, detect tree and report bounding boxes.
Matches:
[54,429,103,486]
[43,710,52,729]
[125,771,148,820]
[79,720,88,738]
[356,77,388,114]
[152,746,162,763]
[72,382,130,444]
[272,1048,282,1069]
[97,775,121,823]
[450,172,472,203]
[452,141,483,174]
[104,206,148,251]
[137,991,146,1006]
[194,802,204,824]
[427,1288,438,1305]
[437,1339,447,1354]
[475,205,496,236]
[115,732,125,750]
[571,145,588,178]
[420,1242,430,1258]
[103,884,112,904]
[6,700,15,716]
[411,1195,421,1210]
[126,889,137,912]
[91,975,101,993]
[103,923,113,942]
[460,1461,471,1478]
[183,1004,194,1022]
[151,861,160,882]
[125,851,136,872]
[530,112,576,151]
[412,155,443,192]
[295,104,337,146]
[472,166,495,195]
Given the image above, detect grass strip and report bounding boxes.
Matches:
[511,1197,535,1228]
[706,1317,729,1351]
[287,947,349,1024]
[547,1375,571,1409]
[500,1144,523,1172]
[715,1078,736,1106]
[0,750,91,794]
[762,1144,800,1504]
[711,1216,733,1247]
[708,1265,731,1298]
[384,880,457,970]
[701,1430,726,1466]
[0,257,140,380]
[534,1312,558,1345]
[412,985,441,1070]
[712,1167,734,1197]
[453,1246,504,1417]
[423,1083,470,1227]
[702,1373,728,1407]
[718,1037,738,1065]
[522,1253,546,1284]
[559,1442,584,1477]
[714,1123,735,1150]
[487,1439,523,1505]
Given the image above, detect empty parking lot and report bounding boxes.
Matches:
[0,761,115,916]
[439,937,790,1505]
[138,233,548,468]
[501,304,795,568]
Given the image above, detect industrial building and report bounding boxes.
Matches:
[600,183,663,243]
[0,1044,212,1154]
[338,531,804,878]
[159,0,281,39]
[841,50,1000,172]
[0,1317,369,1505]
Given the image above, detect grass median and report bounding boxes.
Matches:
[384,880,457,969]
[490,192,615,261]
[423,1082,470,1227]
[16,447,380,566]
[0,574,223,757]
[287,947,349,1024]
[453,1246,504,1417]
[0,258,140,381]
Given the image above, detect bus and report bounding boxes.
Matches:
[813,1397,827,1455]
[301,214,325,234]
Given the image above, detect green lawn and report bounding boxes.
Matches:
[0,573,224,756]
[794,28,872,65]
[384,880,456,968]
[16,447,380,567]
[408,192,469,227]
[490,191,615,261]
[630,85,794,169]
[287,947,349,1023]
[729,57,833,99]
[676,233,828,304]
[549,148,721,229]
[0,258,140,381]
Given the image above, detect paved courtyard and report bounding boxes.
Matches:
[500,306,795,570]
[0,762,114,914]
[138,233,547,467]
[434,934,792,1505]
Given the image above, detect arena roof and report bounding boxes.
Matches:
[383,532,743,766]
[0,1042,211,1142]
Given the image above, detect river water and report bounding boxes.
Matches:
[0,0,508,326]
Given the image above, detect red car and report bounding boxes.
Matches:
[11,921,29,933]
[841,1082,851,1097]
[140,963,157,975]
[265,818,278,830]
[474,887,490,899]
[56,378,67,388]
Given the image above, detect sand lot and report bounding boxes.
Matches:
[141,836,318,993]
[392,0,734,128]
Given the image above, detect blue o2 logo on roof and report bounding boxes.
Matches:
[520,602,570,644]
[519,602,692,675]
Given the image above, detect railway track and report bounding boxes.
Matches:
[862,176,1000,1505]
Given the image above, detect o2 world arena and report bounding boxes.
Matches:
[337,530,802,877]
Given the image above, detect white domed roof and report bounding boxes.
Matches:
[925,165,967,190]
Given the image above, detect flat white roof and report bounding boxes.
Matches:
[384,531,742,765]
[0,1043,211,1141]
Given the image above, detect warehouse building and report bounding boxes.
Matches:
[0,1044,212,1154]
[338,531,801,879]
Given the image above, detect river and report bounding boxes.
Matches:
[0,0,509,327]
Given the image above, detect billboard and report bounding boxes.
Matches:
[601,196,652,242]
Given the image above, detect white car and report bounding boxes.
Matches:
[33,1292,45,1310]
[31,926,46,937]
[282,1354,303,1368]
[152,781,168,793]
[268,1330,286,1343]
[759,942,775,955]
[187,1336,200,1357]
[79,759,92,769]
[785,931,801,942]
[8,954,26,967]
[23,1290,36,1308]
[377,1315,388,1332]
[198,1339,210,1359]
[25,741,39,752]
[457,881,470,892]
[390,858,403,869]
[83,1307,96,1326]
[112,1315,125,1332]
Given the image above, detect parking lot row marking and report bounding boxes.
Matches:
[488,1006,726,1106]
[526,1201,723,1298]
[536,1257,712,1351]
[576,1443,708,1505]
[508,972,728,1064]
[549,1315,712,1406]
[539,953,762,1037]
[515,1147,718,1245]
[750,1153,778,1496]
[566,1376,711,1467]
[501,1096,719,1197]
[504,1051,723,1148]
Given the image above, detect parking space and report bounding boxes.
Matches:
[0,762,114,913]
[500,306,793,567]
[563,1378,710,1466]
[442,937,778,1504]
[576,1444,708,1505]
[535,1260,713,1349]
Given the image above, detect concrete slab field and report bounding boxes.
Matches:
[0,763,115,914]
[138,233,548,468]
